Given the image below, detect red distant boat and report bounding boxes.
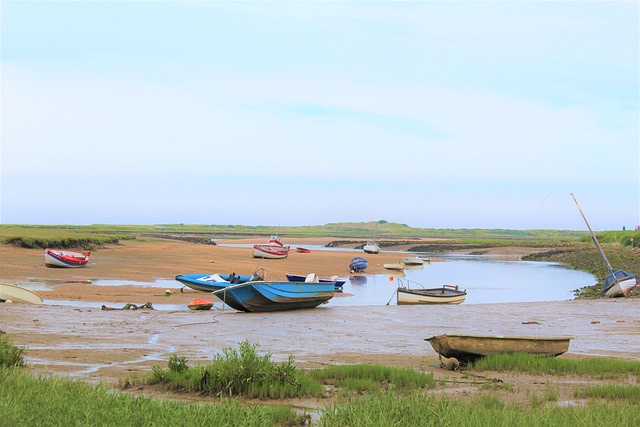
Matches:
[44,248,91,268]
[296,247,311,254]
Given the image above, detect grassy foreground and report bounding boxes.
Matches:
[3,336,640,426]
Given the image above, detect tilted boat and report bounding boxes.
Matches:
[425,334,573,363]
[0,282,43,304]
[44,248,91,268]
[252,235,290,259]
[397,283,466,305]
[571,193,637,297]
[175,269,335,312]
[349,257,368,273]
[286,273,345,291]
[296,247,311,254]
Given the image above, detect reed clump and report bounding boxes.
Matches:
[0,332,24,368]
[147,340,324,399]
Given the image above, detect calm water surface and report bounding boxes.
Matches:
[22,247,596,309]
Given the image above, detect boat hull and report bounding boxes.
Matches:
[397,286,466,305]
[175,274,334,312]
[383,263,404,271]
[426,334,573,363]
[603,270,637,297]
[252,245,290,259]
[349,257,368,273]
[44,248,91,268]
[363,242,380,254]
[187,298,214,311]
[401,257,424,265]
[0,282,43,304]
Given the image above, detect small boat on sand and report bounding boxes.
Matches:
[44,248,91,268]
[363,241,380,254]
[397,283,466,305]
[425,334,573,364]
[296,247,311,254]
[0,282,43,304]
[383,263,404,271]
[187,298,214,311]
[349,257,368,273]
[253,235,290,259]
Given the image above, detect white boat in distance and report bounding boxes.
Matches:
[363,241,380,254]
[397,282,466,305]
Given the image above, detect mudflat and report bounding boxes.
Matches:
[1,237,638,395]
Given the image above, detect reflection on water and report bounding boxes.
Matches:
[332,256,596,306]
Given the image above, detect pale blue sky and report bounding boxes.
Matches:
[1,1,638,230]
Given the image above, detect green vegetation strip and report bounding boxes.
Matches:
[473,353,640,379]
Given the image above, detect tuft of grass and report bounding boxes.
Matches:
[472,353,640,379]
[574,384,640,402]
[0,332,24,368]
[147,340,324,399]
[309,363,435,392]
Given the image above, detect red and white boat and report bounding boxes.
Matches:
[44,248,91,268]
[252,235,290,259]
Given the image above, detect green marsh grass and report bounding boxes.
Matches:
[309,363,436,393]
[0,367,304,426]
[147,340,324,399]
[318,389,640,426]
[472,353,640,379]
[574,384,640,402]
[0,333,24,368]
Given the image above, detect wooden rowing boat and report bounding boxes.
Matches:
[425,334,573,363]
[44,248,91,268]
[397,284,466,305]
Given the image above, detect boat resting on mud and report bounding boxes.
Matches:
[44,248,91,268]
[397,284,466,305]
[425,334,573,364]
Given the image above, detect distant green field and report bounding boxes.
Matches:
[0,221,591,241]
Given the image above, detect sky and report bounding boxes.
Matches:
[1,1,638,230]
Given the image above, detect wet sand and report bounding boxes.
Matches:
[1,237,639,389]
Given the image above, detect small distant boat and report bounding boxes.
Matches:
[44,248,91,268]
[175,270,334,312]
[0,282,43,304]
[571,193,637,297]
[425,334,573,364]
[349,257,368,273]
[187,298,213,311]
[286,273,345,291]
[383,263,404,271]
[363,241,380,254]
[401,256,424,265]
[296,247,311,254]
[397,283,466,305]
[253,235,290,259]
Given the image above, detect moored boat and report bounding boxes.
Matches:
[44,248,91,268]
[397,283,466,305]
[571,193,637,297]
[401,256,424,265]
[349,257,368,273]
[425,334,573,364]
[0,282,43,304]
[296,247,311,254]
[383,263,405,271]
[363,241,380,254]
[175,269,335,312]
[253,235,290,259]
